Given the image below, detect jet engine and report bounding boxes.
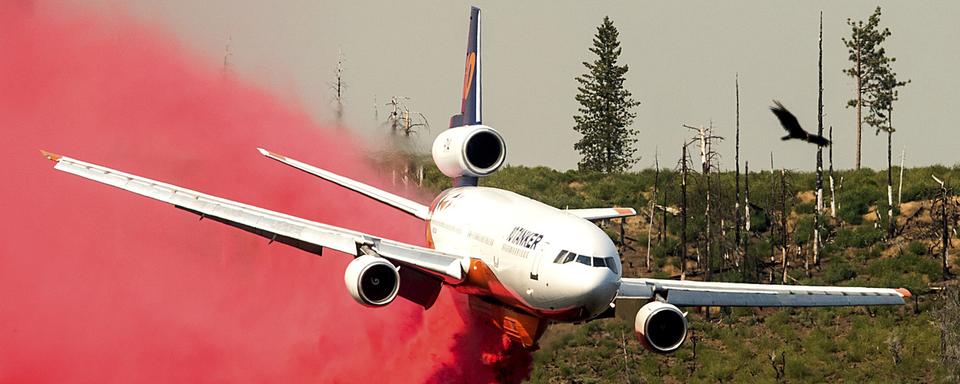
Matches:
[635,301,687,353]
[432,125,506,178]
[344,255,400,307]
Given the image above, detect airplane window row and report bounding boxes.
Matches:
[553,250,618,274]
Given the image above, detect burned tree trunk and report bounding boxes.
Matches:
[944,186,950,279]
[829,126,836,218]
[702,130,711,276]
[653,154,660,214]
[735,74,742,270]
[647,153,659,272]
[769,153,777,282]
[814,13,824,266]
[898,147,905,206]
[719,168,729,268]
[934,175,951,279]
[744,161,754,282]
[660,172,667,244]
[780,168,789,284]
[887,129,895,238]
[681,144,689,279]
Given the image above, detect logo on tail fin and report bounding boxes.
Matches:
[462,52,476,103]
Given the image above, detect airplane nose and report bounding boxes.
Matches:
[583,268,620,317]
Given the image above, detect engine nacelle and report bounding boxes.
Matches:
[344,255,400,307]
[431,125,506,178]
[635,301,687,354]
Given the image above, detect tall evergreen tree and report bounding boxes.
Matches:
[842,6,893,170]
[844,6,908,235]
[573,17,640,173]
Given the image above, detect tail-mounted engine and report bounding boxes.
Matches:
[432,125,506,178]
[344,254,400,307]
[635,301,687,354]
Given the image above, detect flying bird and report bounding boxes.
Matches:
[770,101,831,146]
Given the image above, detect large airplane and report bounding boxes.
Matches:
[43,7,910,353]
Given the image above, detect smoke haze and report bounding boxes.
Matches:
[0,2,529,382]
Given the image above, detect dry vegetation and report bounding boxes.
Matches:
[406,157,960,383]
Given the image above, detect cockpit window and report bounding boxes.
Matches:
[554,251,579,264]
[553,251,568,264]
[604,257,618,274]
[554,249,619,272]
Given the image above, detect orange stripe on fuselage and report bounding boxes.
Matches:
[456,258,588,322]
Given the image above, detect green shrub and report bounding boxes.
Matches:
[795,201,815,214]
[747,207,771,233]
[837,171,882,224]
[907,240,928,256]
[652,237,679,258]
[823,259,857,284]
[785,354,815,380]
[834,227,884,248]
[793,215,814,245]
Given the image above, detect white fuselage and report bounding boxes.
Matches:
[427,187,621,321]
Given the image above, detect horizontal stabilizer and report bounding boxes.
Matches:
[257,148,430,220]
[566,207,637,221]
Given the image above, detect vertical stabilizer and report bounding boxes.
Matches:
[449,6,481,129]
[448,6,483,188]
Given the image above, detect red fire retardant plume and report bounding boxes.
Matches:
[0,2,531,383]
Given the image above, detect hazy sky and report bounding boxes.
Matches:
[81,1,960,172]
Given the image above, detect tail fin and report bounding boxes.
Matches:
[449,6,481,129]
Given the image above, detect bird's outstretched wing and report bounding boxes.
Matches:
[770,100,804,137]
[770,100,831,146]
[806,134,830,146]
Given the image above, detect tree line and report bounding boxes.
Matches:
[570,7,944,283]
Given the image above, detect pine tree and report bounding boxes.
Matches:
[842,6,893,170]
[844,6,908,235]
[573,17,641,173]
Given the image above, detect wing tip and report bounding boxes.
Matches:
[40,150,62,162]
[614,207,637,216]
[257,147,286,161]
[895,288,912,298]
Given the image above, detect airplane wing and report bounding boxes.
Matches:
[618,277,910,307]
[257,148,430,220]
[566,207,637,221]
[42,151,465,285]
